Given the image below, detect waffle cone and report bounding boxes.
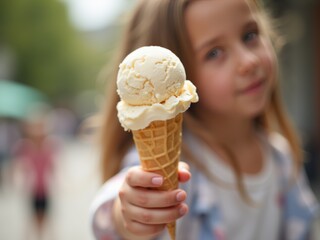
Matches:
[132,113,183,240]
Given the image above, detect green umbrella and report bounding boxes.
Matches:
[0,80,46,119]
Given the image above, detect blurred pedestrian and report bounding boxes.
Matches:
[12,105,57,240]
[90,0,319,239]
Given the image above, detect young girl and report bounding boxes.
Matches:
[90,0,319,239]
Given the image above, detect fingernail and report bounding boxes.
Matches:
[151,177,163,186]
[176,191,185,202]
[179,205,187,215]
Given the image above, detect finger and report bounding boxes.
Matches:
[127,188,187,208]
[178,169,191,183]
[126,166,163,188]
[128,203,188,224]
[124,220,165,237]
[178,162,191,183]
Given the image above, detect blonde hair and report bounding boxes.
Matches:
[100,0,302,202]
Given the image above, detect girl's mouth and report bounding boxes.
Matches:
[240,80,264,95]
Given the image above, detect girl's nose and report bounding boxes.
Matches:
[237,48,259,75]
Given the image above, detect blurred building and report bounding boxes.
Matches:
[275,0,319,140]
[268,0,320,183]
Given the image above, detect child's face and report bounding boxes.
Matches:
[185,0,275,119]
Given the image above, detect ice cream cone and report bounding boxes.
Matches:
[132,113,183,240]
[117,46,198,239]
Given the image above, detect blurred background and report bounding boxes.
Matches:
[0,0,319,239]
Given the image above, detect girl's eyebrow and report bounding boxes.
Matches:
[244,19,258,30]
[196,36,223,53]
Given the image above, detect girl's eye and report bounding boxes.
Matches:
[243,31,259,43]
[205,48,222,60]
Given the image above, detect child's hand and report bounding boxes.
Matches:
[113,162,191,239]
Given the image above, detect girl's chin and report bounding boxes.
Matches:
[246,106,265,118]
[243,101,269,118]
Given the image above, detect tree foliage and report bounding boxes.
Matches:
[0,0,106,105]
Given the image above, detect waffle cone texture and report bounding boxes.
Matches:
[132,113,183,240]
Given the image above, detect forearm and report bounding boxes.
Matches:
[90,172,127,239]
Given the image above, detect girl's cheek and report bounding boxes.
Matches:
[266,49,276,72]
[266,52,277,87]
[262,39,276,73]
[198,78,232,108]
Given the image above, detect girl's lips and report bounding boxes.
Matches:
[239,80,264,94]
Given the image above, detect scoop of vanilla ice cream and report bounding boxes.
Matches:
[117,46,186,105]
[116,46,199,131]
[117,80,198,130]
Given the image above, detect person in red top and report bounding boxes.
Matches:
[13,109,57,238]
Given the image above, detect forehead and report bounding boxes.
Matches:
[185,0,256,48]
[186,0,253,18]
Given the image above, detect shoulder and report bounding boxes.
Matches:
[267,132,292,157]
[267,133,319,231]
[258,132,295,187]
[265,132,293,171]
